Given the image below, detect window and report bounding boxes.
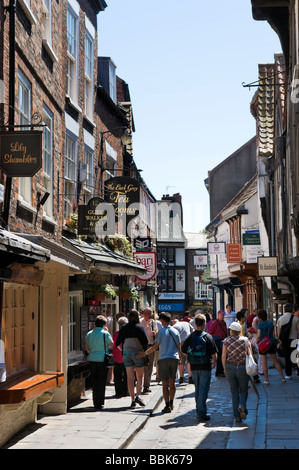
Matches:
[84,32,93,119]
[43,106,53,217]
[109,61,116,103]
[68,292,82,355]
[18,71,32,204]
[105,141,117,180]
[83,147,93,201]
[194,279,212,299]
[42,0,51,44]
[67,6,78,102]
[64,133,77,219]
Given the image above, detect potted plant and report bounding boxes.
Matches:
[94,284,116,302]
[118,285,139,301]
[118,285,131,300]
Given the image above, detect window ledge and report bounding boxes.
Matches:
[0,370,64,405]
[42,214,57,226]
[18,0,37,25]
[66,95,82,114]
[42,39,58,63]
[17,198,37,214]
[83,114,96,128]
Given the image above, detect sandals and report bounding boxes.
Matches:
[263,380,270,385]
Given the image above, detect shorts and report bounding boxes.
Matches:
[259,343,276,355]
[158,358,179,381]
[122,350,145,368]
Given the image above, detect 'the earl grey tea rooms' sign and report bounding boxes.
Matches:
[0,131,43,177]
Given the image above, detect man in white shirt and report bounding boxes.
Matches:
[140,308,158,393]
[224,305,236,330]
[173,319,194,384]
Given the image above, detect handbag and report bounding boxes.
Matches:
[246,353,258,377]
[103,333,114,368]
[258,324,272,353]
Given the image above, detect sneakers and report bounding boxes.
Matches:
[188,376,194,384]
[130,400,136,408]
[162,405,172,413]
[135,396,145,406]
[285,376,292,380]
[142,386,151,394]
[238,405,247,420]
[179,377,184,384]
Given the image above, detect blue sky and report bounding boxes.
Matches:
[97,1,281,232]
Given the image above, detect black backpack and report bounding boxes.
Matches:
[187,332,209,365]
[279,314,294,343]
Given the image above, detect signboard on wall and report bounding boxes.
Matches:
[158,303,184,312]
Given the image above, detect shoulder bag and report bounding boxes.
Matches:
[258,323,272,353]
[103,332,114,368]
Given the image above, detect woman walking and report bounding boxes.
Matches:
[256,309,286,384]
[222,322,251,422]
[116,309,148,408]
[85,315,113,410]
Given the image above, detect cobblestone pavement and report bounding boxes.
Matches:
[3,367,299,450]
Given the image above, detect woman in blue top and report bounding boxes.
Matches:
[256,309,285,385]
[85,315,113,409]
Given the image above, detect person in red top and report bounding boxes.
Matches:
[209,310,228,377]
[112,316,128,398]
[181,310,191,323]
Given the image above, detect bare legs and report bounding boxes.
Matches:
[261,353,285,383]
[125,366,144,400]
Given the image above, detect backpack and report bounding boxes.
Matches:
[279,314,294,343]
[187,332,209,365]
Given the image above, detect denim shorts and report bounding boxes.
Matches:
[122,350,145,368]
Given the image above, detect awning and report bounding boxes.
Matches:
[16,234,91,273]
[62,236,147,276]
[0,229,51,264]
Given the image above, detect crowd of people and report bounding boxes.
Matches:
[84,303,299,424]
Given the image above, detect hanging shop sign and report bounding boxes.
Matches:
[258,256,278,277]
[105,177,140,235]
[207,241,226,255]
[0,131,42,177]
[193,254,208,265]
[133,237,152,251]
[77,197,105,236]
[226,243,242,264]
[133,252,157,281]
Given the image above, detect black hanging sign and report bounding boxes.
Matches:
[77,196,106,236]
[0,131,43,177]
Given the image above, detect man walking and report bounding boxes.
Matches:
[137,312,181,413]
[140,308,158,393]
[182,313,217,422]
[209,310,227,377]
[224,305,236,330]
[277,303,299,379]
[173,317,194,384]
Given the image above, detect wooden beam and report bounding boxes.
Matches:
[252,0,289,7]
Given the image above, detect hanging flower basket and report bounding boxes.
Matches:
[120,291,131,300]
[94,292,106,302]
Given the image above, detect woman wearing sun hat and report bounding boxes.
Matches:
[222,321,252,423]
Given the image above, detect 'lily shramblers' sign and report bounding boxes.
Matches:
[0,131,43,177]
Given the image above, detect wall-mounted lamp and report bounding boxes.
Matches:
[37,191,50,209]
[100,126,131,146]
